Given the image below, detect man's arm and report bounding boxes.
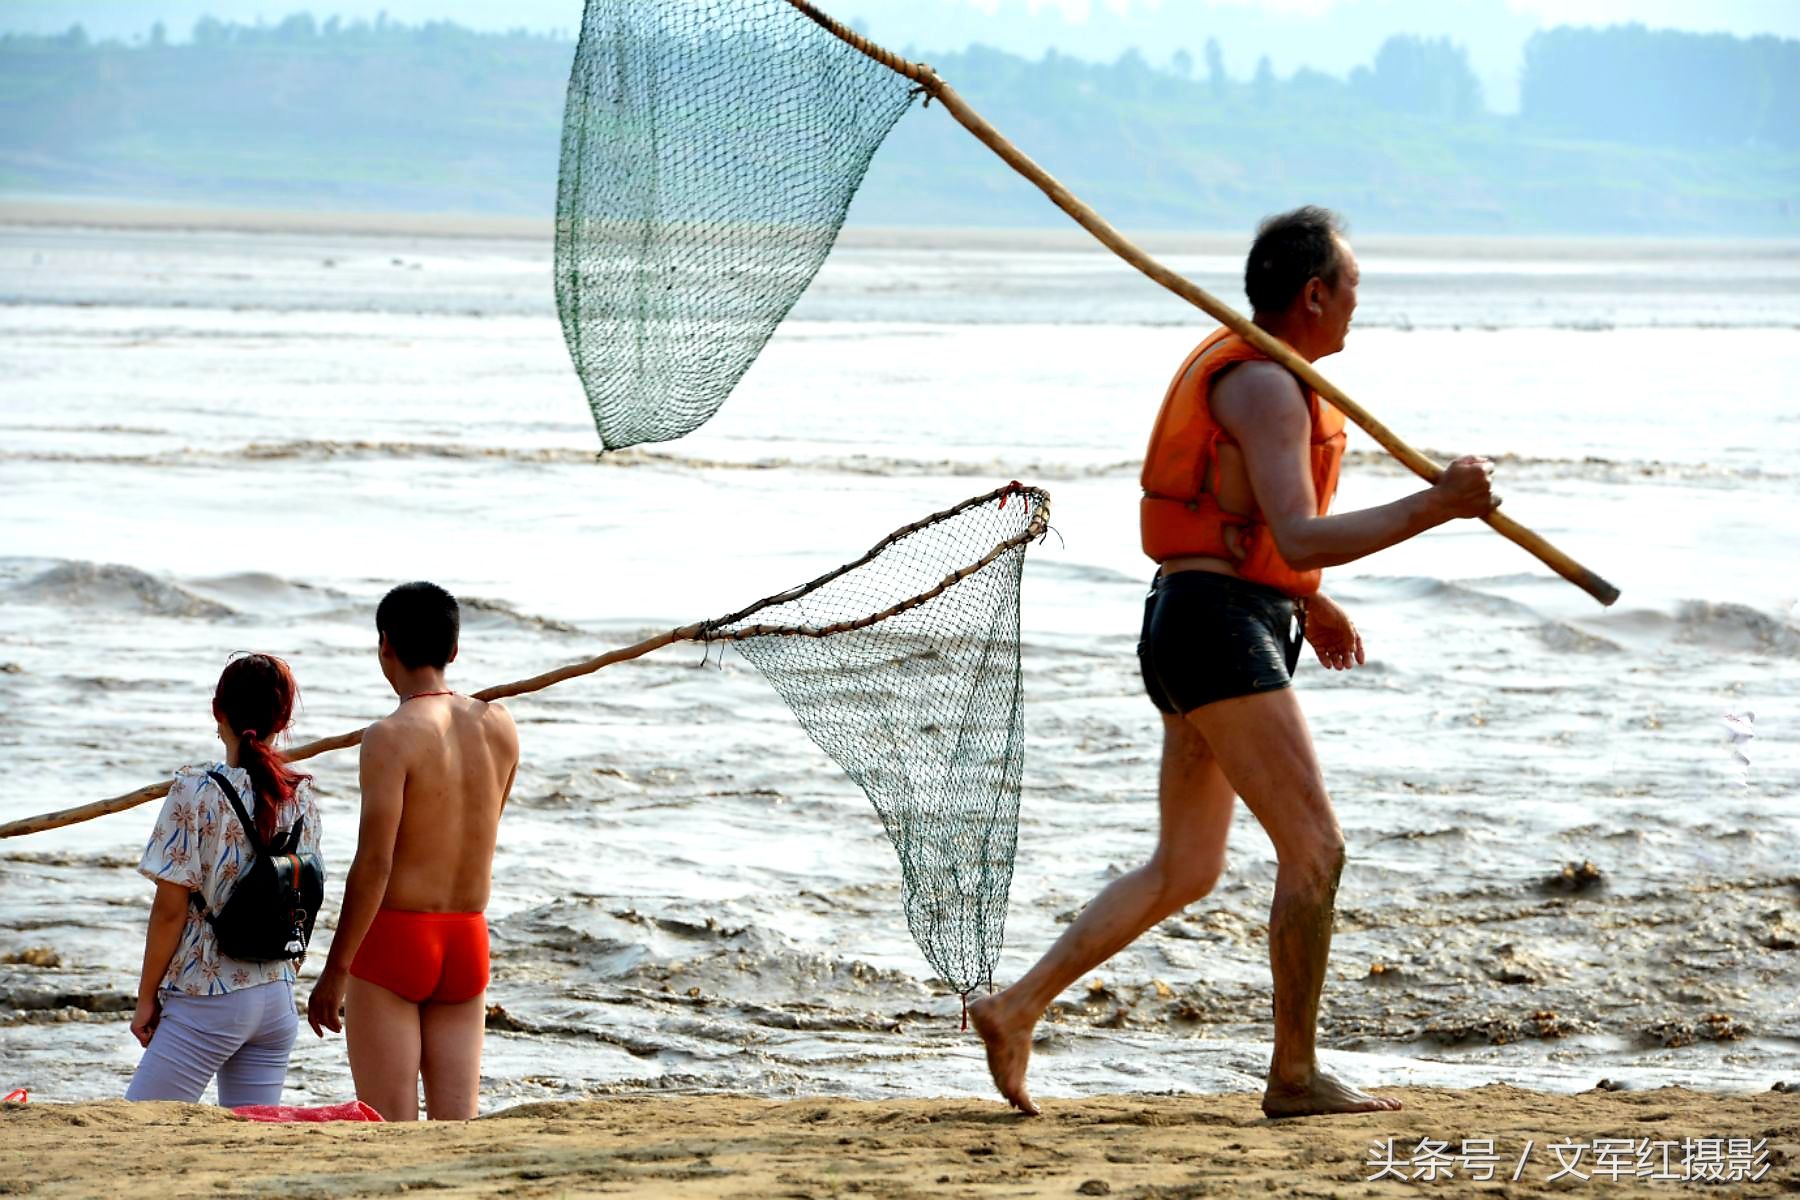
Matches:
[1214,362,1496,572]
[307,721,405,1036]
[492,701,519,815]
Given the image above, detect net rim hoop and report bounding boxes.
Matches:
[699,482,1049,642]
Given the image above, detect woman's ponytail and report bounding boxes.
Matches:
[212,654,310,843]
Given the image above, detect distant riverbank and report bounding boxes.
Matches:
[3,18,1797,236]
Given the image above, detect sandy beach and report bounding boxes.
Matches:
[3,1086,1795,1197]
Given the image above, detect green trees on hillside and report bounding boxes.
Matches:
[1352,36,1482,121]
[1522,24,1800,151]
[0,15,1793,233]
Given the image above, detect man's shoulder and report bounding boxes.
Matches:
[474,697,519,753]
[361,710,420,755]
[1213,357,1303,399]
[1212,359,1309,430]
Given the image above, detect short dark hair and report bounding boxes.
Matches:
[1244,206,1347,314]
[377,581,459,670]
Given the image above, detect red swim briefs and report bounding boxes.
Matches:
[348,909,489,1005]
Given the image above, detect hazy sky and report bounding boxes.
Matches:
[11,0,1799,109]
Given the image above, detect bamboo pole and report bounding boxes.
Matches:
[0,630,685,840]
[784,0,1620,608]
[0,485,1050,840]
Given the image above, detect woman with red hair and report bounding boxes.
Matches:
[126,653,323,1105]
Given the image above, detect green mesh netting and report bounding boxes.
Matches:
[702,484,1048,995]
[555,0,919,450]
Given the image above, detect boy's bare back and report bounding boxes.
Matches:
[308,581,523,1120]
[363,694,519,913]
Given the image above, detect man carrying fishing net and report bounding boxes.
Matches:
[971,206,1500,1118]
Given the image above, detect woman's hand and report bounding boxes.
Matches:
[134,880,189,1048]
[1304,593,1365,671]
[130,994,161,1047]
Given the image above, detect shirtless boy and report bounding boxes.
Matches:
[306,582,520,1121]
[971,207,1498,1118]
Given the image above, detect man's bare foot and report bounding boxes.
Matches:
[967,992,1040,1115]
[1261,1069,1403,1118]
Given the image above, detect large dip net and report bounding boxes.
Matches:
[702,484,1046,994]
[4,484,1052,999]
[555,0,919,450]
[555,0,1619,599]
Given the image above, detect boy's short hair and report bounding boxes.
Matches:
[377,581,460,670]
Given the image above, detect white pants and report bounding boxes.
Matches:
[125,979,297,1106]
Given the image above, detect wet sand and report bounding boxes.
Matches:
[3,1087,1795,1197]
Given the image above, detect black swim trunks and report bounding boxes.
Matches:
[1137,570,1305,715]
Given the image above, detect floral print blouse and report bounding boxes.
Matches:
[137,763,323,997]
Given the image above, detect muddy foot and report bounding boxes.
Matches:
[1262,1070,1403,1118]
[967,993,1040,1116]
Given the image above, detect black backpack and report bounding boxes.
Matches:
[193,769,325,963]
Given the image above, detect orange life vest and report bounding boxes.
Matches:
[1140,327,1347,598]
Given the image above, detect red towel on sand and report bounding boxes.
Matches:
[232,1101,383,1123]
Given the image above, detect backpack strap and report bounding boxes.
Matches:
[206,768,265,856]
[271,810,307,855]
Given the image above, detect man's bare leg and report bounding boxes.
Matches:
[970,713,1236,1114]
[345,975,422,1121]
[420,992,485,1120]
[1186,687,1400,1117]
